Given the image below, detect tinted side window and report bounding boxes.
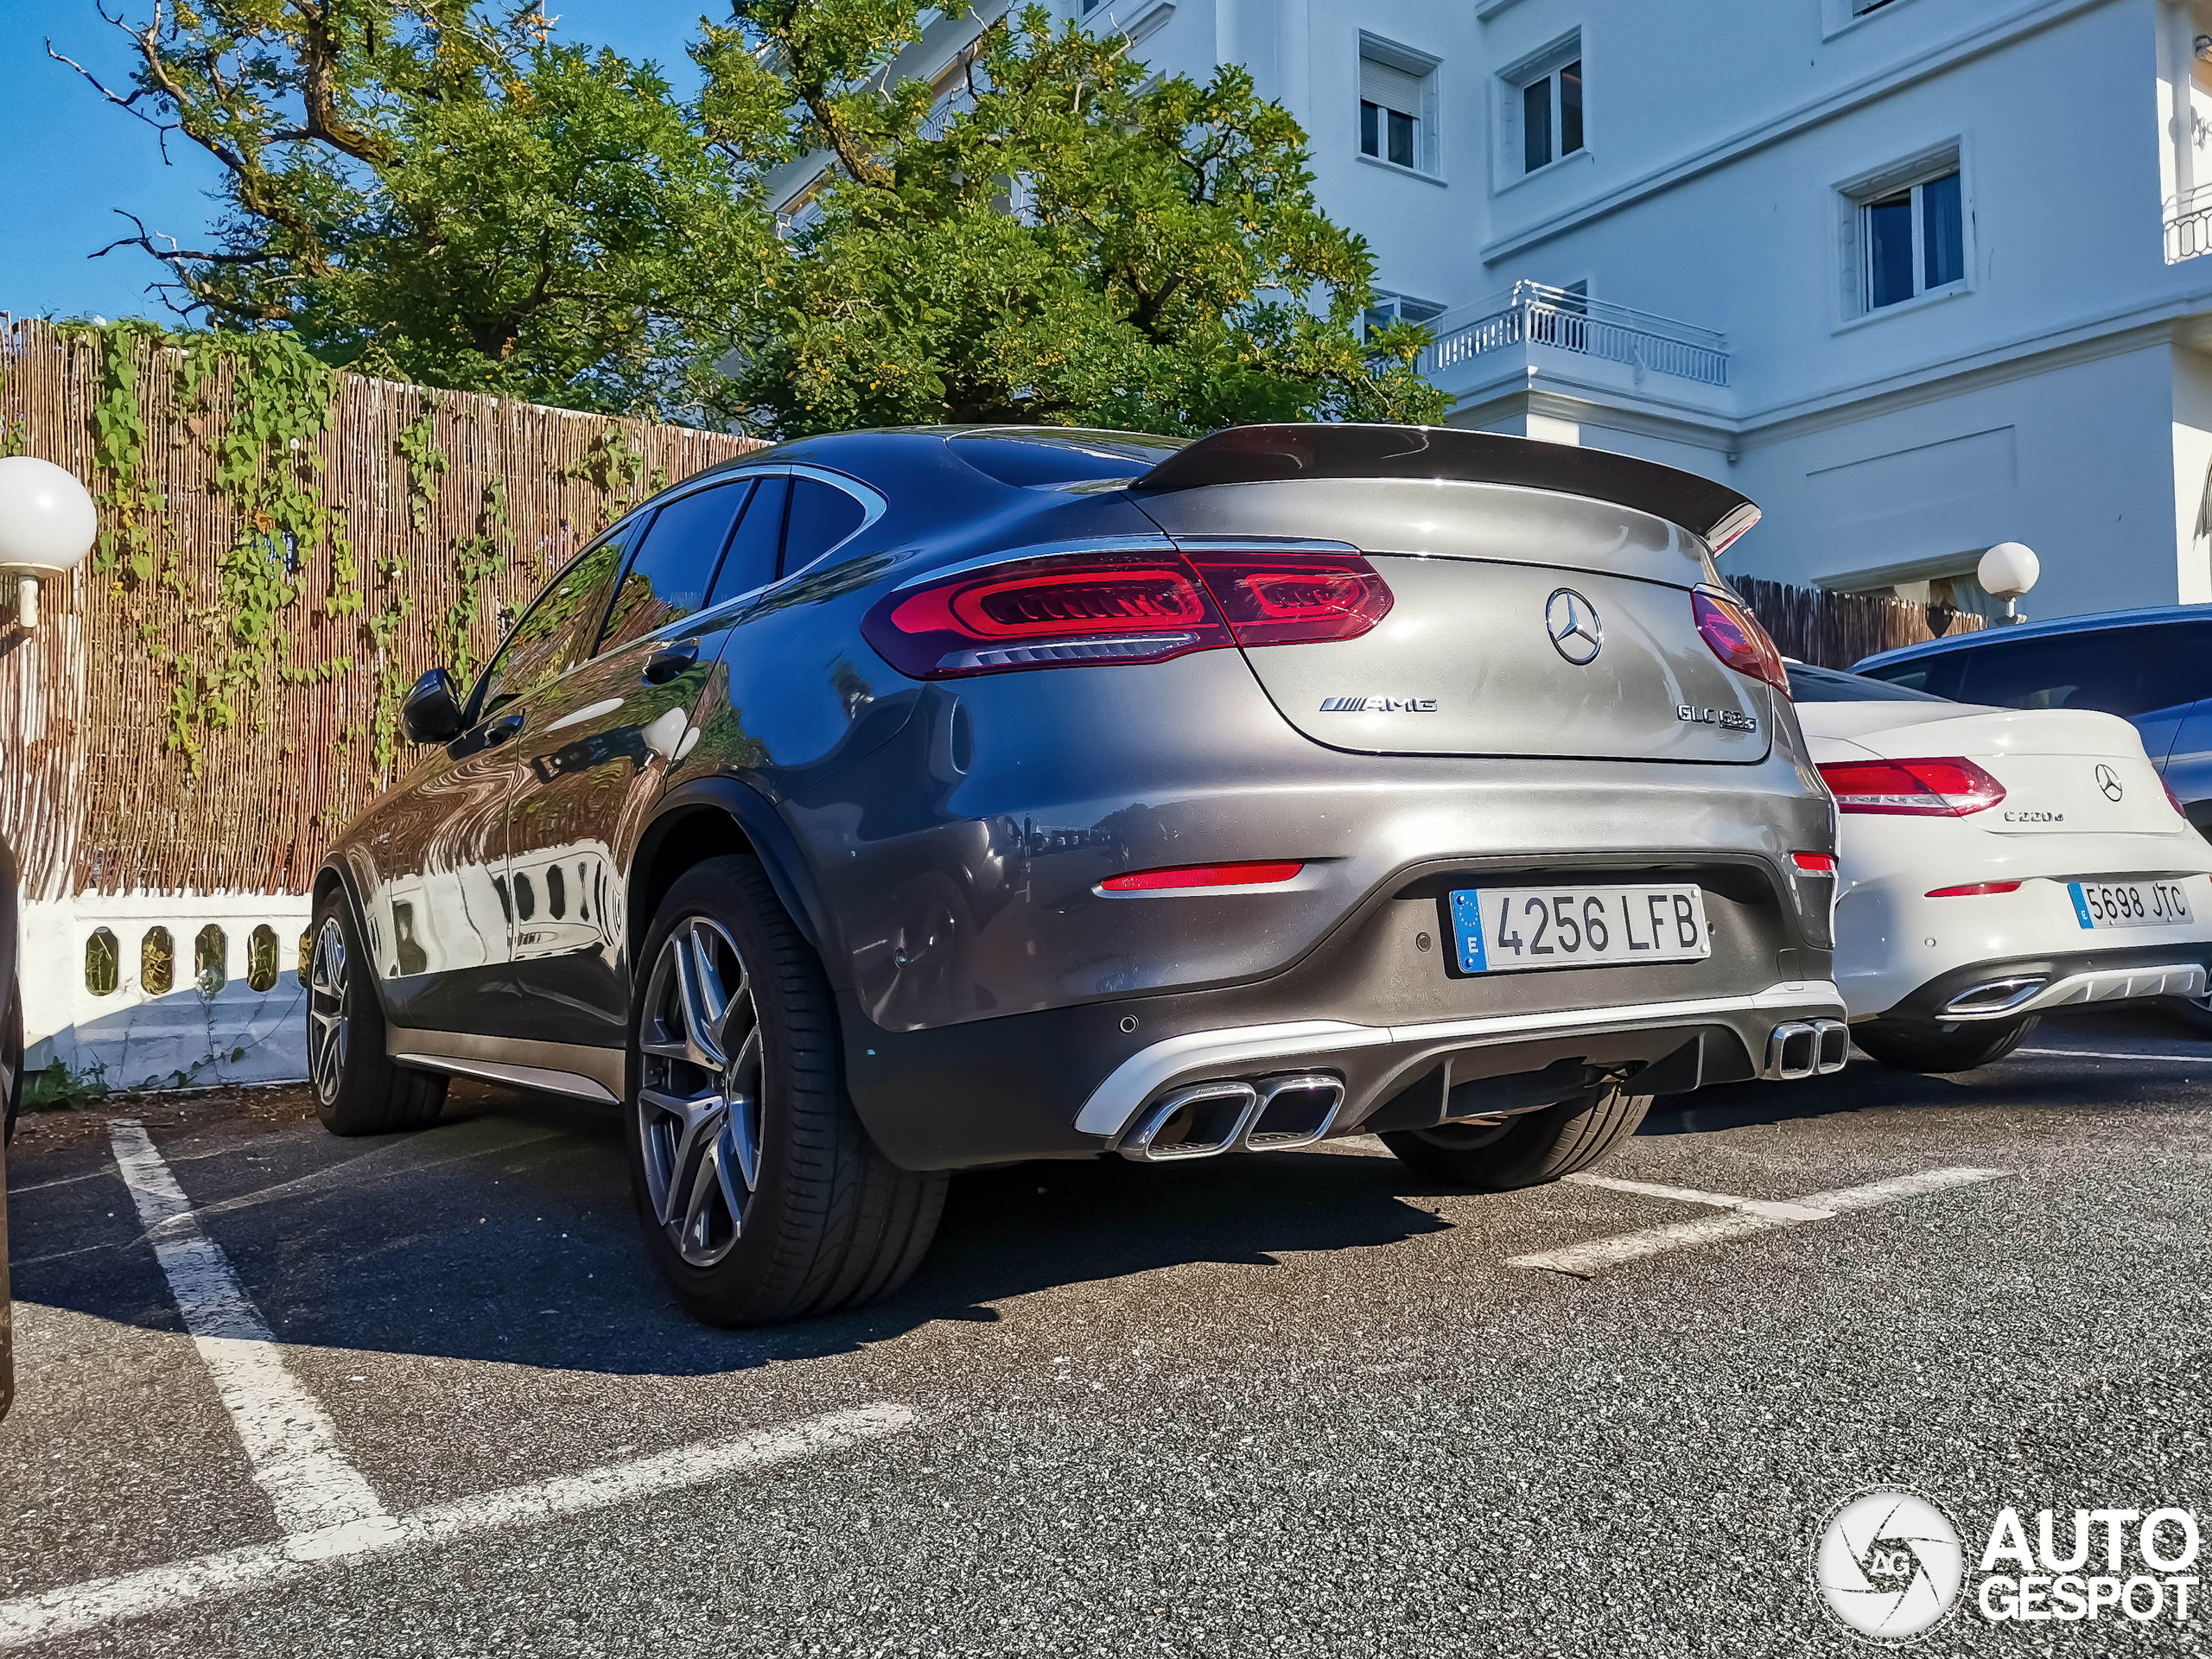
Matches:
[1954,632,2171,716]
[597,481,747,653]
[1786,663,1948,703]
[705,477,785,607]
[472,531,631,721]
[781,477,868,575]
[1858,652,1969,701]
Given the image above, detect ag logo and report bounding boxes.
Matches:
[2096,763,2123,802]
[1813,1488,1966,1642]
[1545,588,1603,665]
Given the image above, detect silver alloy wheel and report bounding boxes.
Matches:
[307,916,349,1104]
[637,916,763,1268]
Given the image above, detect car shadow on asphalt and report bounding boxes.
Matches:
[10,1085,1464,1380]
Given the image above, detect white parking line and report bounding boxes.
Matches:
[0,1405,915,1649]
[1512,1165,2002,1278]
[35,1119,919,1648]
[109,1119,391,1540]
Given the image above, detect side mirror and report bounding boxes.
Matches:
[400,668,465,744]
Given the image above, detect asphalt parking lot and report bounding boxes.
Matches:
[4,1007,2211,1656]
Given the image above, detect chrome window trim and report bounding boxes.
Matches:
[601,462,892,649]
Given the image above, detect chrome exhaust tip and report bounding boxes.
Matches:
[1764,1021,1819,1082]
[1117,1081,1261,1162]
[1811,1019,1850,1075]
[1242,1074,1345,1152]
[1941,976,2046,1018]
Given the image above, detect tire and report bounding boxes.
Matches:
[626,855,946,1327]
[1851,1014,2038,1074]
[1380,1085,1652,1192]
[3,976,22,1145]
[306,890,447,1135]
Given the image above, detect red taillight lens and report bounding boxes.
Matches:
[1927,881,2022,898]
[863,548,1393,678]
[863,554,1234,677]
[1099,861,1304,892]
[1791,851,1837,873]
[1692,591,1789,694]
[1185,551,1392,645]
[2164,779,2190,822]
[1817,758,2007,816]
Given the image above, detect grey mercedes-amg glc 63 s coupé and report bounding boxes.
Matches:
[309,423,1847,1325]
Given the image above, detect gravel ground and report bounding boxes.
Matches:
[4,1007,2210,1656]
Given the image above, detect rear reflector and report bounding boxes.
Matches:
[1791,852,1837,873]
[1099,861,1304,892]
[1927,881,2022,898]
[1692,591,1789,694]
[861,549,1391,678]
[1817,758,2006,817]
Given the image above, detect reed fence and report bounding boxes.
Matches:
[1732,575,1986,671]
[0,317,756,901]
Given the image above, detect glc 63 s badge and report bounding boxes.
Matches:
[1677,703,1758,734]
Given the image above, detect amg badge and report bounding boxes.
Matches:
[1677,703,1758,734]
[1320,696,1440,713]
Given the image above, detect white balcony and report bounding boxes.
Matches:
[1420,283,1731,388]
[2168,184,2212,264]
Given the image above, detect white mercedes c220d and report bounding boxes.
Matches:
[1789,661,2212,1071]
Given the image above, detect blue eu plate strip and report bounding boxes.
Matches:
[1450,890,1488,973]
[2067,883,2094,929]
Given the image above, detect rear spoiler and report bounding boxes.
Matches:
[1129,423,1761,553]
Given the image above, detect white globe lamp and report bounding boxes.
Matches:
[1977,541,2039,624]
[0,456,98,630]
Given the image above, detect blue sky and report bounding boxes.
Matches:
[0,2,709,323]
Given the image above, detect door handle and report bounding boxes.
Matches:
[481,713,525,747]
[644,639,701,685]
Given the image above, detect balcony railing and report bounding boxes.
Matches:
[1419,282,1730,387]
[2168,186,2212,264]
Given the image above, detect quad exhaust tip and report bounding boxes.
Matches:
[1118,1073,1346,1162]
[1764,1019,1851,1082]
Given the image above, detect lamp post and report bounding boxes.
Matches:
[1978,541,2040,625]
[0,456,99,629]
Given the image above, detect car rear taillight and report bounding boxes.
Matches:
[1817,758,2007,816]
[2165,779,2190,823]
[1184,550,1392,645]
[1692,591,1789,694]
[1791,852,1837,873]
[863,549,1393,678]
[1927,881,2022,898]
[1099,861,1304,892]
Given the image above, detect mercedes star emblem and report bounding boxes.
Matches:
[1545,588,1603,665]
[2096,763,2123,802]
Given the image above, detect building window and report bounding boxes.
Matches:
[1357,36,1440,175]
[1504,36,1583,176]
[1843,151,1967,316]
[1363,292,1446,341]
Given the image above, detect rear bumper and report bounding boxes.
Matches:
[842,976,1847,1171]
[1878,944,2212,1025]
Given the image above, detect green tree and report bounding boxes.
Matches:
[58,1,760,417]
[696,3,1446,435]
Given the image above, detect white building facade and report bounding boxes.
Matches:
[907,0,2212,622]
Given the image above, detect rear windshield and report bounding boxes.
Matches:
[1856,620,2212,717]
[1787,662,1948,703]
[950,430,1186,488]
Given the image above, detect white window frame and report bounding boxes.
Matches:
[1821,0,1924,39]
[1362,291,1447,342]
[1834,140,1973,327]
[1496,30,1586,186]
[1356,32,1444,181]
